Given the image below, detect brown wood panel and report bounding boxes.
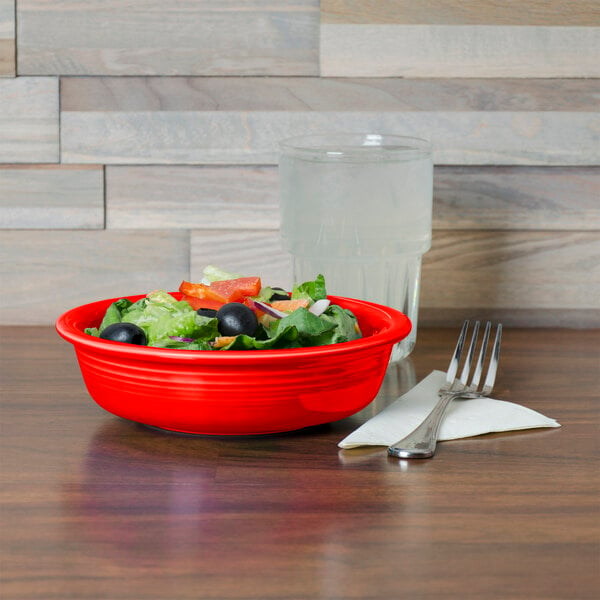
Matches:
[433,166,600,230]
[1,325,598,598]
[420,230,600,316]
[18,0,319,75]
[0,39,13,77]
[0,230,190,325]
[0,0,15,76]
[105,165,600,231]
[321,0,600,26]
[0,164,104,229]
[61,76,599,112]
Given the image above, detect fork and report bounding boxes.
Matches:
[388,320,502,459]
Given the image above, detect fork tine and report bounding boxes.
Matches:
[445,320,469,389]
[482,324,502,395]
[470,321,491,390]
[459,321,480,386]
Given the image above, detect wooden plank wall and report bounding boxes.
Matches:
[1,1,599,327]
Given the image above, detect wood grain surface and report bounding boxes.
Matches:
[320,23,600,77]
[0,0,14,76]
[61,110,599,166]
[0,230,189,324]
[1,325,598,599]
[0,77,59,162]
[59,77,600,166]
[2,0,599,334]
[420,230,600,315]
[321,0,600,25]
[2,227,598,326]
[17,0,319,75]
[60,76,600,112]
[106,165,600,231]
[0,165,104,228]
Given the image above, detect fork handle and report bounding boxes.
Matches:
[388,391,459,458]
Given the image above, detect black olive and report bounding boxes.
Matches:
[197,308,218,318]
[269,287,290,301]
[99,322,147,345]
[216,303,258,337]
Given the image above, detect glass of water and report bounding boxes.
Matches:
[278,133,433,361]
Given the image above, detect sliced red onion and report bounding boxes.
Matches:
[308,299,330,316]
[251,300,287,319]
[169,336,195,342]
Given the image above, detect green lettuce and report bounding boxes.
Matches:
[291,273,327,302]
[86,290,219,347]
[85,274,362,351]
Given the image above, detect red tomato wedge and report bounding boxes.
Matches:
[179,277,262,304]
[209,277,261,303]
[181,294,224,311]
[179,280,211,298]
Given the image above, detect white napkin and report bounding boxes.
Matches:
[339,370,560,449]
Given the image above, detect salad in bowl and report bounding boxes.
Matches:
[55,266,411,435]
[85,266,362,351]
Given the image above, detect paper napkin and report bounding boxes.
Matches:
[339,370,560,449]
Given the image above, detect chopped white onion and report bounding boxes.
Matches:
[308,299,330,316]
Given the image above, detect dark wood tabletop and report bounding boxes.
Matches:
[1,325,599,599]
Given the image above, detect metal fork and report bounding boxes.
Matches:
[388,320,502,459]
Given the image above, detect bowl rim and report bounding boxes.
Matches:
[55,293,411,363]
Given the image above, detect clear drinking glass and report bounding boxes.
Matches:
[278,133,433,361]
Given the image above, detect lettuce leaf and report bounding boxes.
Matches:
[291,274,327,302]
[317,305,362,344]
[201,265,241,284]
[87,291,220,347]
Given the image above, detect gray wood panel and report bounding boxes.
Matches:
[61,110,599,166]
[0,0,14,76]
[0,230,190,325]
[320,24,600,77]
[18,0,319,75]
[107,166,278,230]
[0,77,59,162]
[60,77,600,166]
[1,165,104,229]
[106,165,600,231]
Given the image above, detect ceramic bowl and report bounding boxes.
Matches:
[56,293,411,435]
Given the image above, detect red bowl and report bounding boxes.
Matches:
[56,293,411,435]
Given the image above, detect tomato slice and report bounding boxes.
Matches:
[181,294,224,311]
[179,280,211,298]
[208,277,262,303]
[180,277,262,304]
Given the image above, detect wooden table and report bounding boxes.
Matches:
[1,326,599,599]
